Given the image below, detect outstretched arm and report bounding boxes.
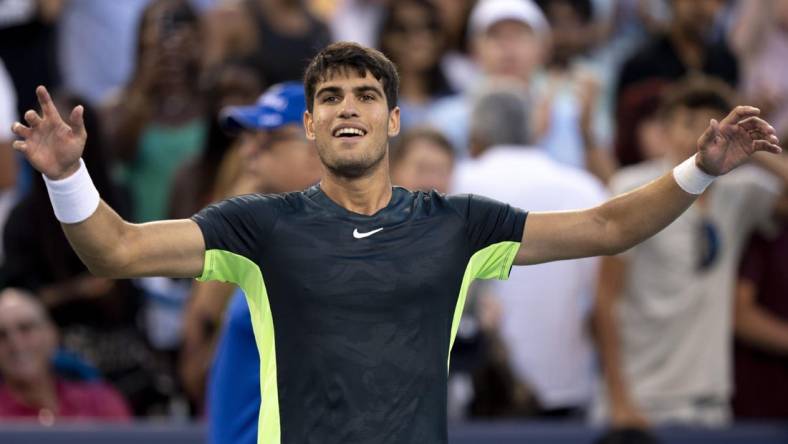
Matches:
[515,106,782,265]
[11,86,205,279]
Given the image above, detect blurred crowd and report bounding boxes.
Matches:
[0,0,787,441]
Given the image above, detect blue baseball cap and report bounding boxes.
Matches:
[220,81,306,132]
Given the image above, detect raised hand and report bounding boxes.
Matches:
[10,86,87,180]
[696,106,782,176]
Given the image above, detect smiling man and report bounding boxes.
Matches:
[9,41,784,444]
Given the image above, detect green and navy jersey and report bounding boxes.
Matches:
[192,185,527,444]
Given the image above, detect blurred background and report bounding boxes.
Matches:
[1,0,788,443]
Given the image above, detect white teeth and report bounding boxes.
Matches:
[334,127,366,137]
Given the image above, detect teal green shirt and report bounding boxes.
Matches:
[120,119,206,222]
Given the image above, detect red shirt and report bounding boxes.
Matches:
[0,378,131,423]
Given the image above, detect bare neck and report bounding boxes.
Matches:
[5,372,58,411]
[399,70,430,104]
[320,159,393,216]
[669,25,705,70]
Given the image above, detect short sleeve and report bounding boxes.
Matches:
[191,194,279,274]
[447,194,528,280]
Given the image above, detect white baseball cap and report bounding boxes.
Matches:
[469,0,550,38]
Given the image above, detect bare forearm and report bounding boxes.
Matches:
[62,201,204,279]
[734,280,788,355]
[180,281,236,404]
[593,257,635,409]
[584,146,617,185]
[580,106,617,184]
[61,201,132,277]
[729,0,771,56]
[600,172,697,253]
[736,308,788,354]
[518,172,696,264]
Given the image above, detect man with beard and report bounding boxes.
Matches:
[10,41,783,444]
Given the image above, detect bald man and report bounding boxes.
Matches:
[0,288,130,423]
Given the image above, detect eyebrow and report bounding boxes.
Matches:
[315,86,343,97]
[353,85,383,97]
[315,84,384,98]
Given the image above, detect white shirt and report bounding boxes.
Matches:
[453,146,608,408]
[592,159,780,424]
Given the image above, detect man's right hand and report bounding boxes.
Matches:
[610,400,650,429]
[11,86,86,180]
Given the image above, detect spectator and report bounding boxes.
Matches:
[732,191,788,419]
[390,127,455,193]
[614,0,737,166]
[329,0,386,48]
[57,1,152,106]
[431,0,479,92]
[593,77,788,429]
[729,0,788,135]
[0,287,131,423]
[104,0,206,223]
[377,0,454,131]
[0,59,17,268]
[453,86,607,417]
[168,62,263,220]
[138,63,260,368]
[203,82,322,443]
[0,0,63,197]
[203,0,331,87]
[532,0,615,179]
[57,0,218,106]
[427,0,549,156]
[0,0,62,119]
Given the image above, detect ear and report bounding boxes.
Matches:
[388,106,401,138]
[304,111,316,141]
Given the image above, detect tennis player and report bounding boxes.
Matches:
[10,42,782,444]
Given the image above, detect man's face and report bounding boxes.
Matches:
[304,70,400,178]
[474,19,543,81]
[665,106,722,159]
[671,0,724,41]
[544,1,594,65]
[392,139,454,193]
[0,291,56,384]
[241,125,323,193]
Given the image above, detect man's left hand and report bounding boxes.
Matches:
[696,106,782,176]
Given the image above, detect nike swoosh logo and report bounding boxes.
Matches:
[353,227,383,239]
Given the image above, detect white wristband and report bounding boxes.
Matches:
[672,154,716,195]
[42,159,101,224]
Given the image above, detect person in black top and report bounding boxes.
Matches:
[614,0,739,167]
[10,41,783,444]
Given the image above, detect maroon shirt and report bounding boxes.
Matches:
[0,378,131,422]
[733,226,788,418]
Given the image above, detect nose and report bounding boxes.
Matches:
[338,97,360,119]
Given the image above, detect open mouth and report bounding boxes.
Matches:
[332,126,368,139]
